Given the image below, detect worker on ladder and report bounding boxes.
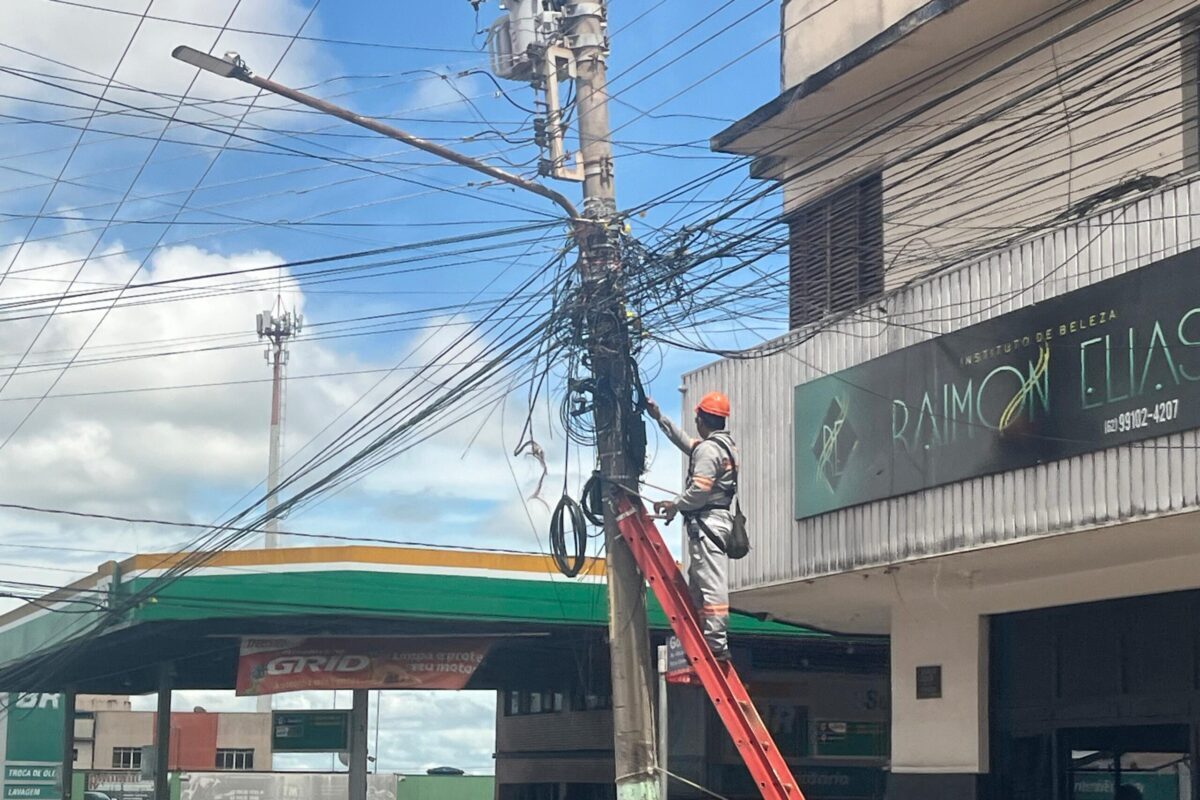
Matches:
[646,392,738,662]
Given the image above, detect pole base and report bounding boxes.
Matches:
[616,772,662,800]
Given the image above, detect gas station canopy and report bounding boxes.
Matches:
[0,545,826,694]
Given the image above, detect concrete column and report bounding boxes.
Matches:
[348,690,368,800]
[60,689,75,800]
[888,602,988,800]
[155,667,172,800]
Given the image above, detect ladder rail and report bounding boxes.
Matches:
[614,495,805,800]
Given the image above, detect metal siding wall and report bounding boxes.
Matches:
[683,181,1200,589]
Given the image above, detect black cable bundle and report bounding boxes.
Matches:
[550,493,587,577]
[581,471,605,526]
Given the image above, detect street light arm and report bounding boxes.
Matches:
[171,46,581,221]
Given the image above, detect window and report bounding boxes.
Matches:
[570,683,612,712]
[582,692,611,711]
[111,747,141,770]
[215,749,255,771]
[503,690,566,716]
[506,690,523,716]
[787,173,884,328]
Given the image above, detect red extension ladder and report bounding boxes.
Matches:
[613,494,805,800]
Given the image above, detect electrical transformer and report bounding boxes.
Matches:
[487,0,565,81]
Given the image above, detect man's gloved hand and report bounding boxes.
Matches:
[653,499,678,524]
[645,398,663,422]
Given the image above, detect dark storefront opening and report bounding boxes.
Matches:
[991,591,1200,800]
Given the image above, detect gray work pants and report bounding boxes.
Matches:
[686,510,731,656]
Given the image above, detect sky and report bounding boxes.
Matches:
[0,0,783,775]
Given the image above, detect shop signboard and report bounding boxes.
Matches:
[664,637,697,685]
[0,694,63,800]
[794,247,1200,519]
[237,637,493,696]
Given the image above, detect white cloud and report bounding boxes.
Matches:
[0,242,317,515]
[0,0,333,127]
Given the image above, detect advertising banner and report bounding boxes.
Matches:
[236,637,493,696]
[795,247,1200,519]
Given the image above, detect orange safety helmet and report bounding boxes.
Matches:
[695,391,731,418]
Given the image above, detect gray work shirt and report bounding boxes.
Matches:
[656,417,738,513]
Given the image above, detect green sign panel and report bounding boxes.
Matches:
[1,694,64,800]
[271,711,350,753]
[3,770,56,783]
[795,247,1200,519]
[813,721,887,758]
[4,785,58,799]
[5,695,63,763]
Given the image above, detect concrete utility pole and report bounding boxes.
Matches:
[567,4,660,799]
[173,15,661,794]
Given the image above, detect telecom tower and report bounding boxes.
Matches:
[256,298,302,550]
[255,298,301,717]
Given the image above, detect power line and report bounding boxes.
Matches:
[0,0,260,449]
[0,501,557,557]
[43,0,487,55]
[0,0,155,293]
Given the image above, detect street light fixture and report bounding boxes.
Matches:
[169,43,579,220]
[171,46,251,81]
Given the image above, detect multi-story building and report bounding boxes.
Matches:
[699,0,1200,797]
[71,695,132,773]
[70,705,270,773]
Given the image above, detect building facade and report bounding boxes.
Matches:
[702,1,1200,798]
[71,695,132,773]
[490,627,889,800]
[73,707,270,773]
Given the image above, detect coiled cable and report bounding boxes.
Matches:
[581,471,605,527]
[550,493,587,578]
